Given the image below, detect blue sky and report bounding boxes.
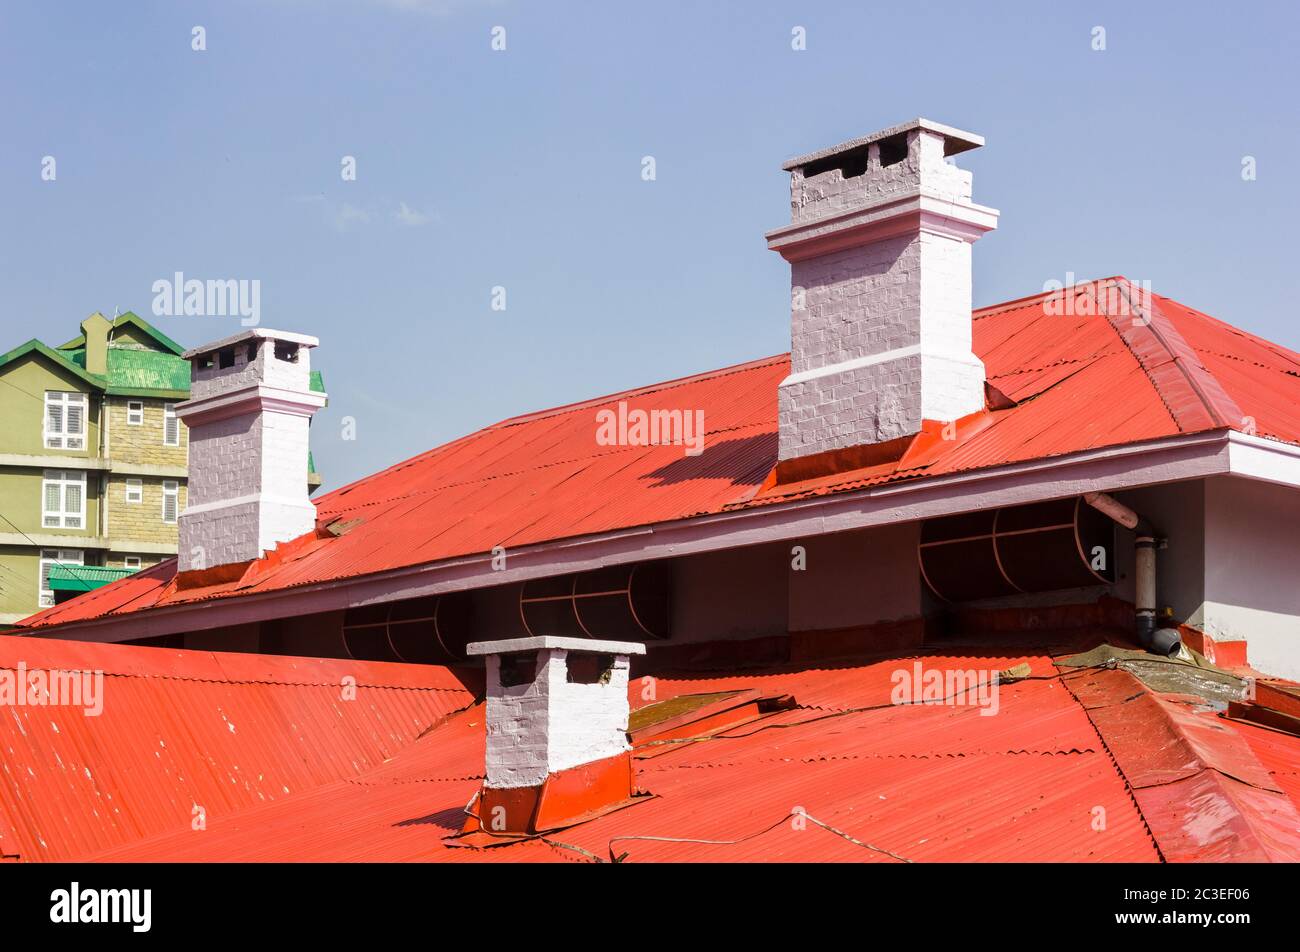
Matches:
[2,1,1297,488]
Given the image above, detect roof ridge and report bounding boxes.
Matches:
[972,275,1131,320]
[487,352,790,430]
[1088,279,1245,432]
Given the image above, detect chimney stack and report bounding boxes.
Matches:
[460,636,645,839]
[766,118,999,469]
[80,313,111,377]
[176,329,326,573]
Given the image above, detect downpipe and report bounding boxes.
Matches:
[1083,492,1182,657]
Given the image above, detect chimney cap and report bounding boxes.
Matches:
[467,635,646,657]
[182,327,320,361]
[781,117,984,171]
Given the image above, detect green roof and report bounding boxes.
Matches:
[57,312,186,356]
[105,347,191,395]
[0,338,103,388]
[47,564,138,592]
[310,370,325,393]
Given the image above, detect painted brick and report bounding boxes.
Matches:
[482,647,633,790]
[178,333,323,571]
[774,123,997,461]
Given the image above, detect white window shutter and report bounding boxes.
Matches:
[65,479,82,527]
[164,405,179,446]
[46,399,63,448]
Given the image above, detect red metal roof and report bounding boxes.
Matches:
[0,637,475,862]
[75,640,1167,863]
[17,277,1300,633]
[9,632,1291,863]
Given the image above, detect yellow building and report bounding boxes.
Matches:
[0,312,322,624]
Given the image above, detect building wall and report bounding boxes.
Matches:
[789,521,922,631]
[0,355,102,458]
[104,474,187,546]
[182,623,261,653]
[1200,476,1300,680]
[670,543,791,642]
[0,546,42,623]
[105,396,188,467]
[0,467,103,541]
[1111,480,1207,624]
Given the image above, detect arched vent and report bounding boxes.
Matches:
[520,562,671,641]
[919,497,1114,603]
[341,591,475,663]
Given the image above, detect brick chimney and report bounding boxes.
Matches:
[766,118,999,469]
[459,636,645,839]
[176,329,326,572]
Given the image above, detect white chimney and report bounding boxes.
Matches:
[462,635,644,836]
[766,118,999,467]
[176,329,326,572]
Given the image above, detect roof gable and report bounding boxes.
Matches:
[57,311,185,356]
[0,338,103,390]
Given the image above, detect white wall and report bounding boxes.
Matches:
[1201,476,1300,679]
[1112,480,1207,624]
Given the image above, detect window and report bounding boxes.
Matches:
[42,470,86,529]
[127,400,144,425]
[163,403,179,446]
[38,548,83,608]
[44,391,88,450]
[125,478,143,504]
[124,556,142,570]
[162,480,179,524]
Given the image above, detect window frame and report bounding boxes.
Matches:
[38,548,84,609]
[42,469,87,529]
[44,390,89,450]
[127,400,144,426]
[161,479,179,524]
[123,556,142,570]
[124,478,143,504]
[162,403,179,446]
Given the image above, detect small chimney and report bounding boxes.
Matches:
[766,118,999,469]
[460,636,645,839]
[80,313,112,377]
[176,329,326,573]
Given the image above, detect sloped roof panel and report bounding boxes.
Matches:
[0,637,475,862]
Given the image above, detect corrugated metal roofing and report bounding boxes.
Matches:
[79,643,1167,863]
[47,565,136,592]
[0,637,475,862]
[31,636,1300,863]
[103,346,190,394]
[18,277,1300,633]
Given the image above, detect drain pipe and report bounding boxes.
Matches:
[1083,492,1181,657]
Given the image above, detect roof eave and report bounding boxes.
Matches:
[24,428,1297,644]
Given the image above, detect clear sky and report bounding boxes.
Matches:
[3,1,1297,488]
